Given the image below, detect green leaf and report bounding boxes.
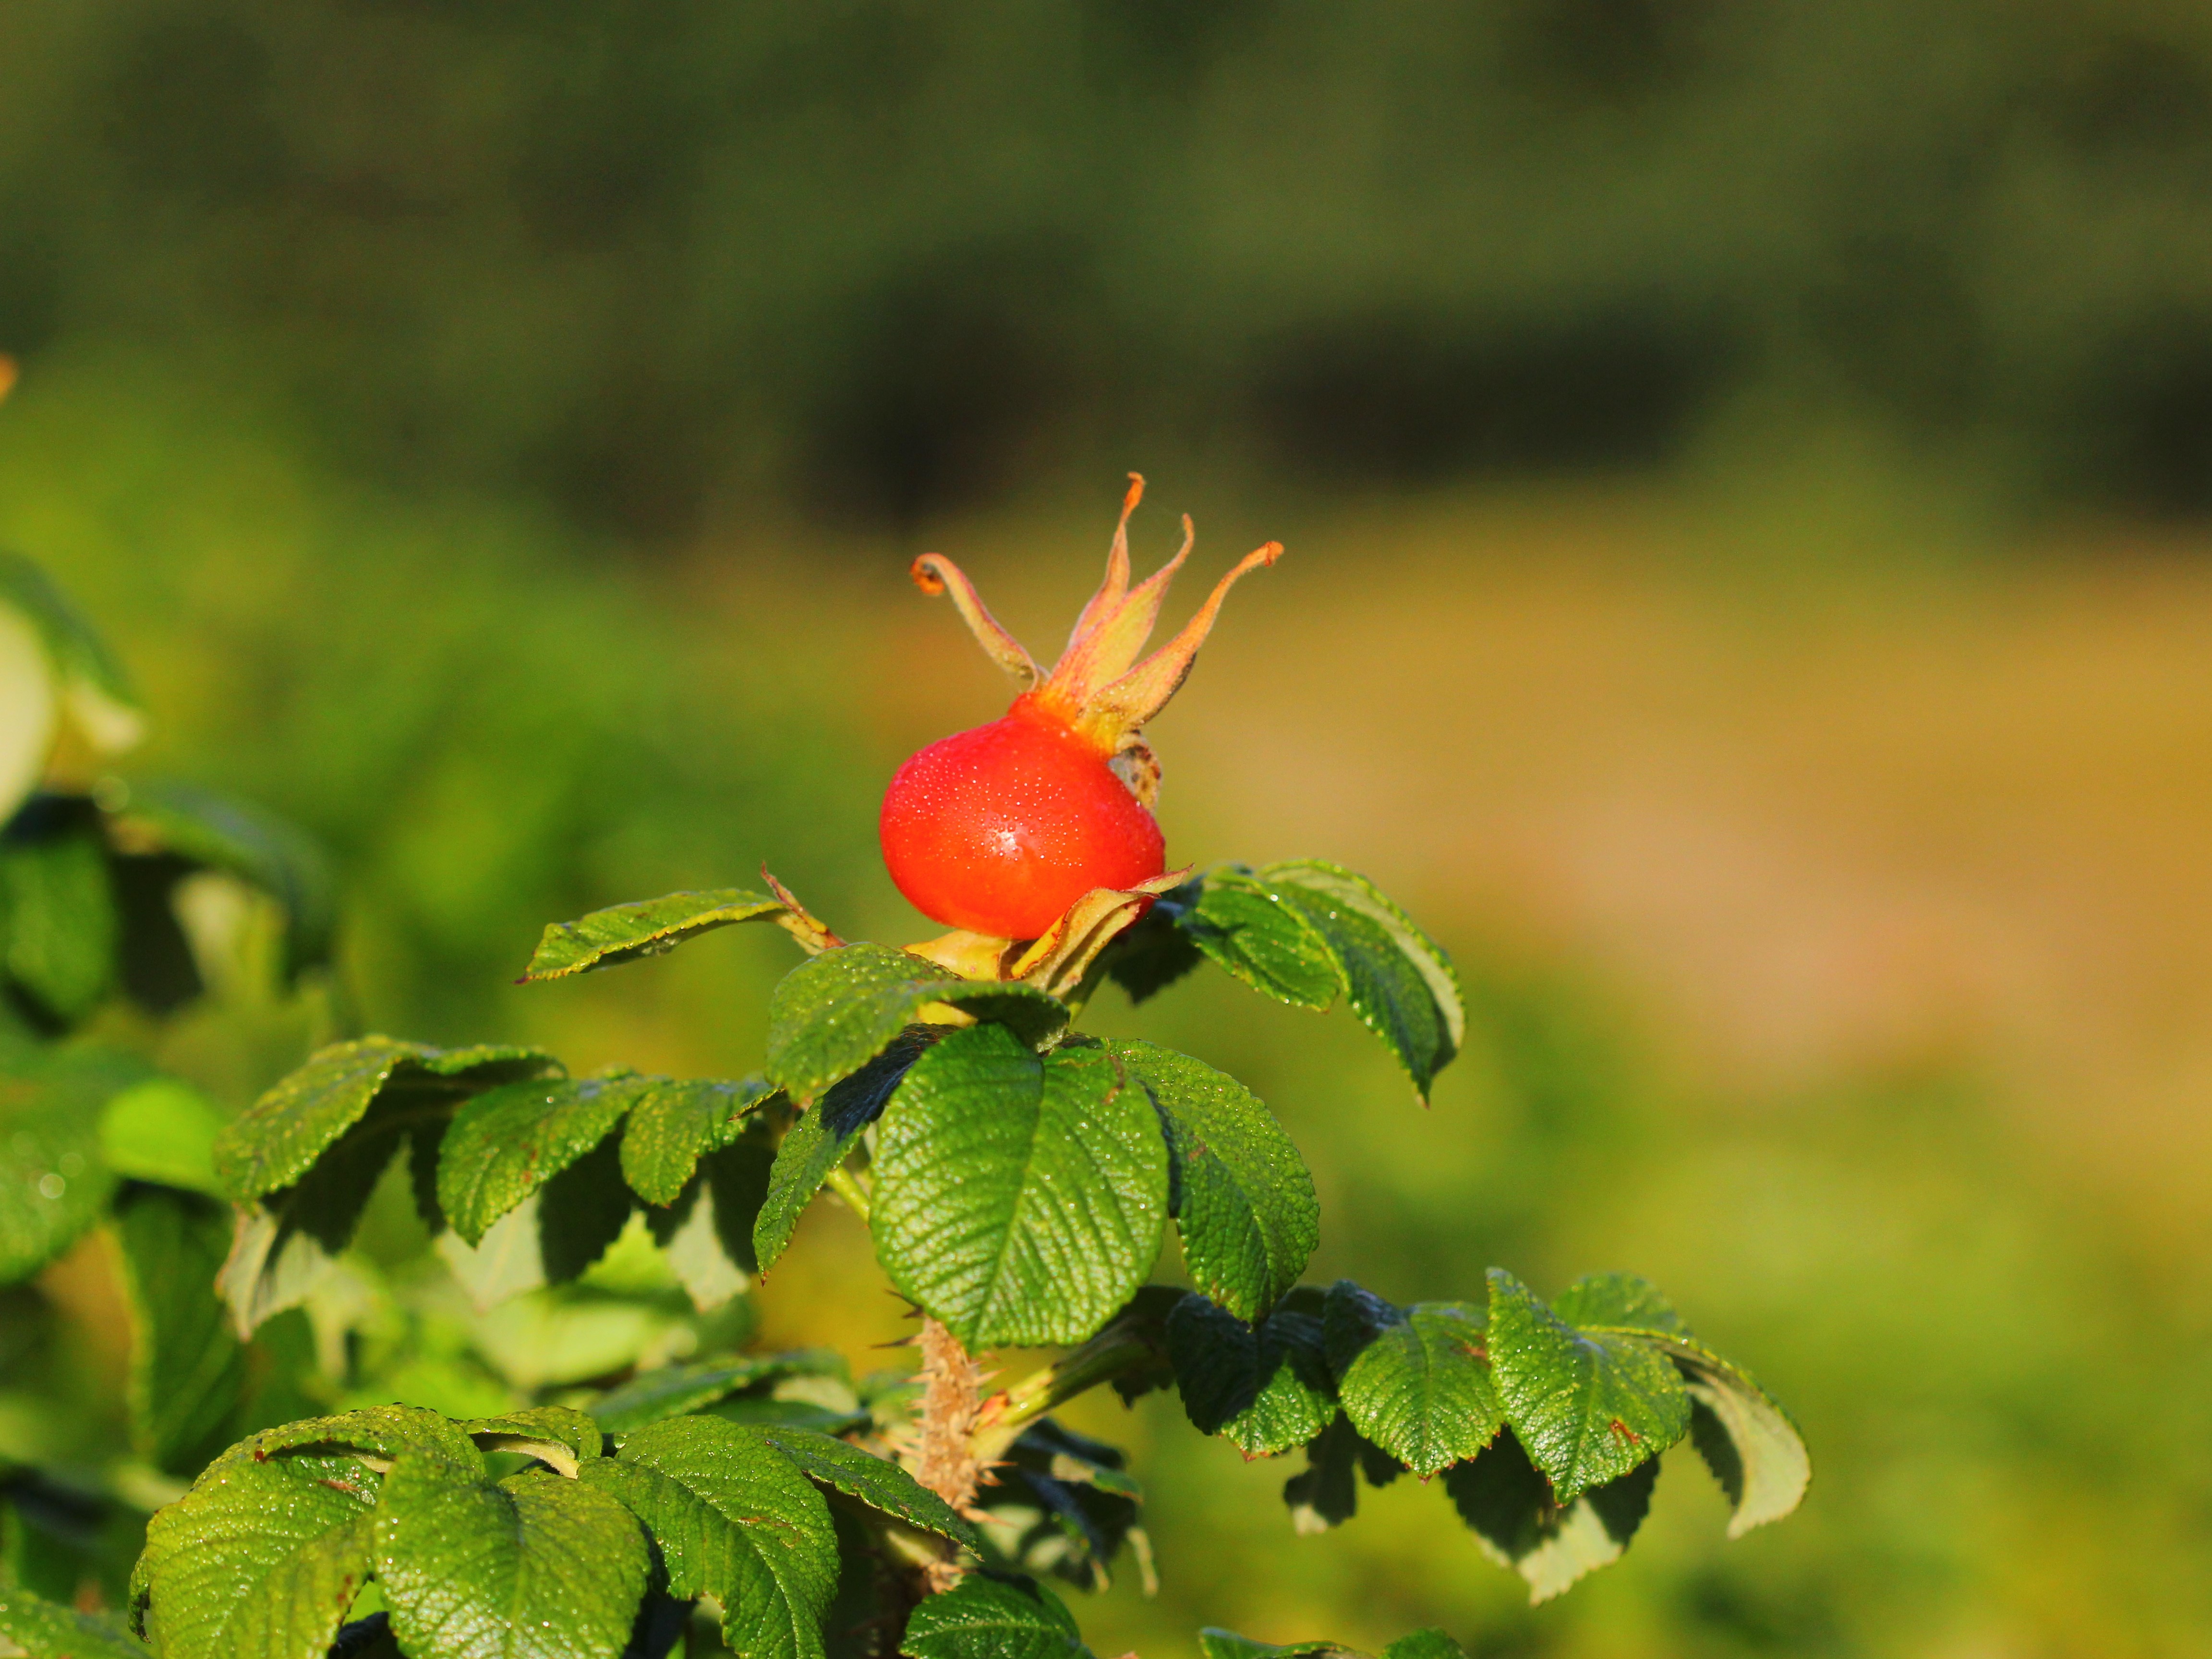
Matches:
[1260,861,1463,1100]
[1165,1296,1335,1457]
[764,945,1066,1102]
[114,1185,247,1476]
[1323,1286,1502,1479]
[900,1571,1090,1659]
[520,888,790,981]
[459,1405,606,1472]
[1643,1337,1809,1537]
[753,1425,981,1551]
[136,1445,382,1659]
[244,1405,483,1469]
[214,1037,561,1205]
[578,1415,837,1659]
[753,1029,933,1272]
[620,1075,779,1207]
[110,780,337,981]
[873,1028,1168,1348]
[0,1586,146,1659]
[1483,1269,1688,1502]
[0,816,117,1026]
[98,1076,227,1195]
[375,1458,647,1659]
[1184,868,1341,1008]
[978,1421,1149,1594]
[1109,1041,1316,1321]
[1444,1429,1658,1604]
[438,1072,650,1245]
[590,1352,848,1435]
[1381,1632,1466,1659]
[1551,1272,1691,1338]
[0,1045,138,1284]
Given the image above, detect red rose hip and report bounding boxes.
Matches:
[882,475,1280,941]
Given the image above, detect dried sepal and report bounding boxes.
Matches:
[911,473,1280,763]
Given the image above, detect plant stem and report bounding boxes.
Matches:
[824,1163,871,1223]
[968,1318,1164,1465]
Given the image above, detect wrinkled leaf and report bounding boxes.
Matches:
[1165,1296,1336,1457]
[376,1459,647,1659]
[438,1072,649,1245]
[214,1037,561,1205]
[1484,1270,1687,1502]
[1184,868,1340,1009]
[873,1028,1167,1348]
[459,1405,605,1472]
[520,889,790,982]
[136,1445,382,1659]
[1261,861,1462,1101]
[753,1425,980,1551]
[764,944,1066,1102]
[753,1029,933,1272]
[621,1075,779,1207]
[1324,1287,1502,1479]
[1110,1041,1316,1321]
[577,1415,836,1659]
[900,1571,1090,1659]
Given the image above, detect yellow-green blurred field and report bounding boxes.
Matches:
[12,353,2212,1656]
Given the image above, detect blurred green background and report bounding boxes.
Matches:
[10,2,2212,1654]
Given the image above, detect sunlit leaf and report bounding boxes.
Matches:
[753,1424,981,1551]
[519,888,790,981]
[1444,1429,1658,1604]
[1322,1284,1502,1478]
[1166,1296,1336,1457]
[438,1072,649,1245]
[900,1571,1090,1659]
[620,1075,779,1207]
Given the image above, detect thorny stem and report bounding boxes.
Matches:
[824,1163,872,1223]
[908,1319,991,1592]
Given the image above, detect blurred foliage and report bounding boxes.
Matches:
[6,1,2212,533]
[5,3,2212,1654]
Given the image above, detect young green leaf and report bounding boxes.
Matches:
[1483,1269,1688,1502]
[752,1029,932,1271]
[519,888,791,982]
[213,1037,561,1205]
[245,1404,483,1469]
[438,1072,650,1245]
[136,1446,383,1659]
[0,1585,145,1659]
[1165,1296,1336,1457]
[1110,1041,1317,1321]
[1322,1287,1502,1478]
[620,1075,780,1207]
[0,1044,136,1284]
[752,1424,982,1551]
[1183,868,1341,1009]
[872,1029,1168,1348]
[764,944,1068,1102]
[109,778,338,981]
[1551,1271,1691,1337]
[1443,1429,1658,1604]
[0,818,118,1024]
[436,1135,636,1310]
[1260,861,1463,1101]
[577,1415,837,1659]
[900,1570,1091,1659]
[590,1351,849,1435]
[376,1459,648,1659]
[114,1184,247,1476]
